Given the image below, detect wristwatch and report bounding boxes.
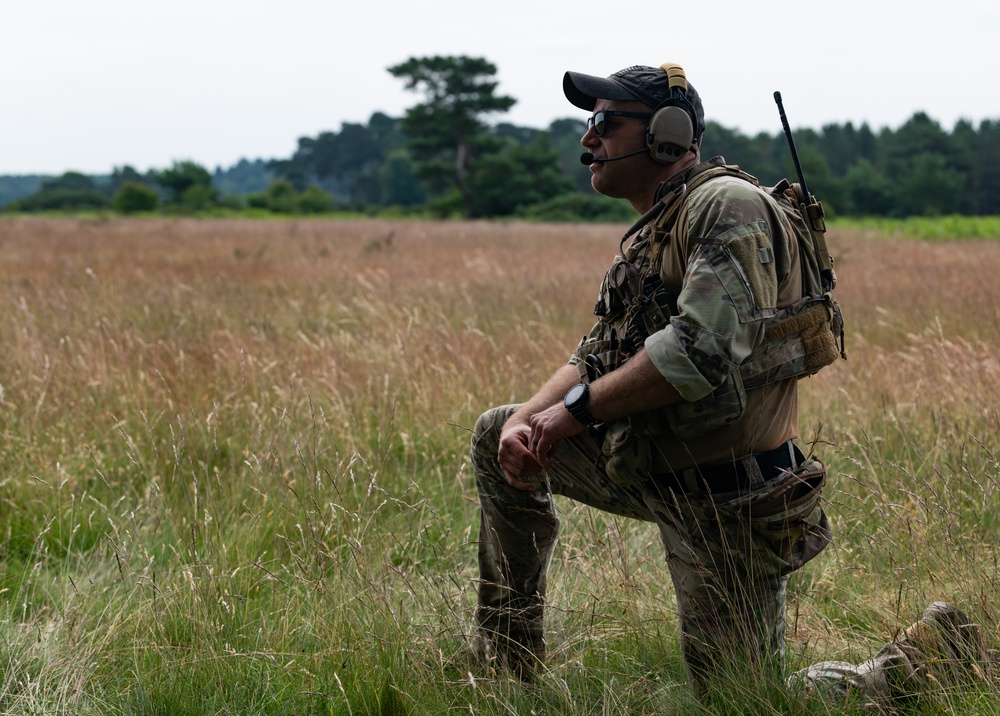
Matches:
[564,383,598,426]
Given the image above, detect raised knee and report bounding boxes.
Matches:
[472,405,516,450]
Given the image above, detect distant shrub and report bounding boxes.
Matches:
[518,192,634,223]
[296,186,333,214]
[264,180,297,213]
[426,191,466,219]
[246,192,269,209]
[153,160,215,205]
[11,188,109,212]
[113,182,159,214]
[180,184,218,213]
[216,193,246,210]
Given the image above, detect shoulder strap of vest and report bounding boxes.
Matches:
[686,158,760,192]
[651,157,759,234]
[615,158,760,257]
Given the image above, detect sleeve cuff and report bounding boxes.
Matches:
[644,327,715,402]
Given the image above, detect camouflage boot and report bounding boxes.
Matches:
[899,601,996,688]
[788,601,996,708]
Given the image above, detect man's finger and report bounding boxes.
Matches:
[502,469,537,491]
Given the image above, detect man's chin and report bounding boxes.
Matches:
[590,175,623,199]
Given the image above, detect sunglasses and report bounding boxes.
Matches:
[588,110,653,136]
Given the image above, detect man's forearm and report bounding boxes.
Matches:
[509,349,682,432]
[588,348,683,422]
[505,364,581,429]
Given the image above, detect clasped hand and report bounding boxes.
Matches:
[497,404,586,491]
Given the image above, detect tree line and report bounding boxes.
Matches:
[4,55,999,219]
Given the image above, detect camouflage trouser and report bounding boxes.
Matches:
[472,404,831,691]
[789,601,998,708]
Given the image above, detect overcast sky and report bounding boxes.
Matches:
[2,0,998,175]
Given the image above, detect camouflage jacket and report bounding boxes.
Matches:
[570,157,805,479]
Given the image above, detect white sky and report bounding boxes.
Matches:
[2,0,998,175]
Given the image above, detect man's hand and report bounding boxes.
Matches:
[494,363,586,491]
[497,423,545,491]
[493,350,680,492]
[527,402,586,470]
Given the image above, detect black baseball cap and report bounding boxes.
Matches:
[563,64,706,140]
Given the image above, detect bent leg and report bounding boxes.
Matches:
[643,458,831,695]
[472,405,651,674]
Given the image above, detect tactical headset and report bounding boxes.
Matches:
[646,63,699,164]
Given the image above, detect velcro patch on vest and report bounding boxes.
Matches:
[723,221,778,314]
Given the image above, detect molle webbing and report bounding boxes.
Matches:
[740,294,844,390]
[576,159,845,420]
[648,161,845,389]
[659,161,845,368]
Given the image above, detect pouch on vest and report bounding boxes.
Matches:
[601,368,746,483]
[740,292,844,389]
[676,454,830,571]
[572,336,624,384]
[664,370,747,441]
[602,419,654,487]
[730,455,831,571]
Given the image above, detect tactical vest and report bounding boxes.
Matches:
[572,159,845,457]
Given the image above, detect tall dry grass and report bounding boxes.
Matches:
[0,215,997,714]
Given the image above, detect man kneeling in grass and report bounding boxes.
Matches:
[468,59,998,706]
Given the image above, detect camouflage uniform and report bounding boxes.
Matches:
[472,160,831,691]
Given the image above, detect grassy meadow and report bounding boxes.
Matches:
[1,215,998,715]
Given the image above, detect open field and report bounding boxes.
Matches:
[1,216,998,714]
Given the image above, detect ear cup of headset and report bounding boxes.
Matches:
[646,105,694,164]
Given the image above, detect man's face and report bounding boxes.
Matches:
[581,99,657,203]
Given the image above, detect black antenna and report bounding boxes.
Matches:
[774,90,835,293]
[773,91,811,204]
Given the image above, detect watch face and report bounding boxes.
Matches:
[565,383,587,407]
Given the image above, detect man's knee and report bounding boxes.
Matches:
[471,405,517,466]
[472,405,502,443]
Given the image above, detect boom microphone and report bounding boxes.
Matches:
[580,147,647,166]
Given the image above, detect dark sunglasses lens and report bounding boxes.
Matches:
[592,111,605,136]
